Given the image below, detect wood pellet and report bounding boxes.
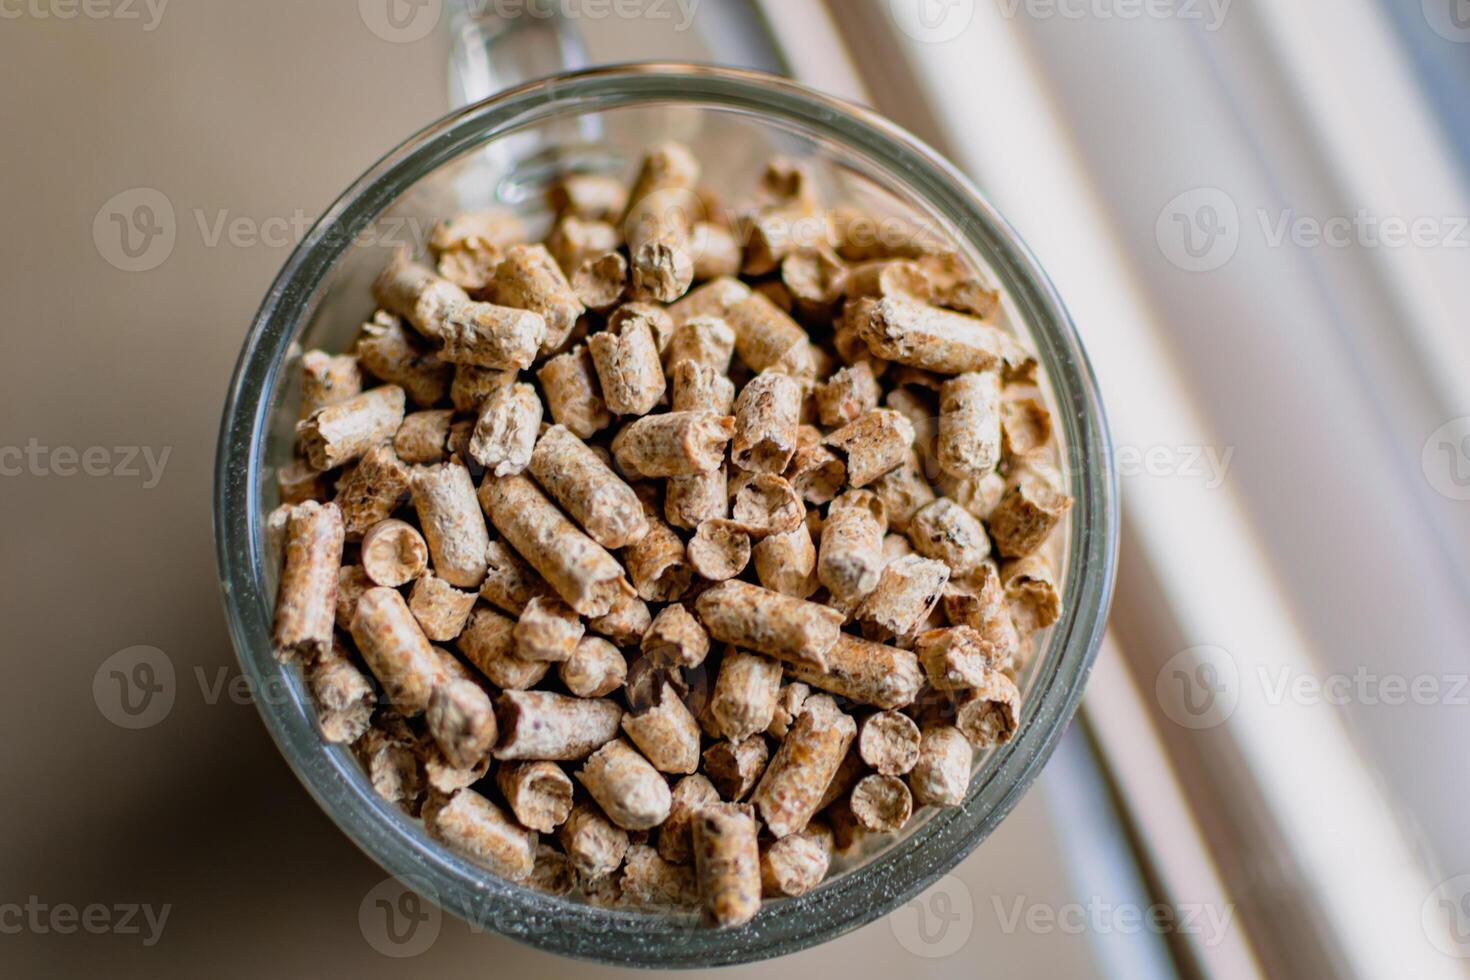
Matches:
[267,142,1072,927]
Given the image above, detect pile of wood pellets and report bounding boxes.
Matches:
[268,143,1071,929]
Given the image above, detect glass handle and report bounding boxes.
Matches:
[445,0,589,108]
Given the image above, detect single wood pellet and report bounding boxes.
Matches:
[269,143,1073,929]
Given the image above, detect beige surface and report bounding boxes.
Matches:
[0,3,1097,976]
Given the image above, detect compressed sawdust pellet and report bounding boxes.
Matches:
[273,148,1073,930]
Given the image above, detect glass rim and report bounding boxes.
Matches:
[213,62,1118,968]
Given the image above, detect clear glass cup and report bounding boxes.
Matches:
[213,62,1117,967]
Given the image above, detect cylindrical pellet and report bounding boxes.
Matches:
[407,573,477,642]
[658,773,720,865]
[767,682,811,739]
[691,221,742,281]
[622,504,693,603]
[410,461,489,588]
[271,500,345,663]
[572,251,629,312]
[621,142,700,303]
[437,300,547,371]
[513,595,584,663]
[753,521,819,599]
[666,465,728,530]
[497,761,574,833]
[335,564,371,632]
[394,409,454,465]
[784,425,846,505]
[687,520,751,582]
[858,296,1007,374]
[621,844,701,911]
[622,681,701,775]
[750,695,856,838]
[478,540,554,616]
[551,173,628,221]
[695,580,843,670]
[915,625,995,691]
[371,252,469,340]
[333,445,411,540]
[426,675,498,770]
[360,518,427,588]
[589,309,667,417]
[702,736,769,802]
[857,554,951,643]
[424,789,536,882]
[781,633,925,711]
[537,344,612,440]
[299,350,362,419]
[670,359,735,415]
[909,725,973,807]
[937,371,1002,479]
[730,474,804,539]
[585,590,652,646]
[576,738,673,831]
[870,450,937,533]
[489,243,586,354]
[355,313,451,408]
[297,385,406,471]
[849,774,913,833]
[954,670,1022,749]
[722,291,817,378]
[456,606,549,689]
[641,603,710,668]
[665,315,736,372]
[350,587,440,715]
[815,363,880,429]
[529,425,649,549]
[468,381,542,477]
[611,411,734,479]
[307,637,375,743]
[824,409,915,488]
[760,823,833,898]
[819,490,887,603]
[558,803,630,881]
[559,636,627,698]
[908,497,992,580]
[478,474,633,618]
[987,470,1073,559]
[858,710,922,775]
[709,651,783,741]
[731,372,802,473]
[493,689,622,761]
[692,803,761,928]
[669,276,750,326]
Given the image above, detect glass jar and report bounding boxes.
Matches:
[213,62,1117,967]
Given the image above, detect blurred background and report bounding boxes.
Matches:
[3,0,1469,977]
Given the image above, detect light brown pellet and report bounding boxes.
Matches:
[669,360,735,415]
[407,573,477,642]
[785,425,846,505]
[767,682,811,739]
[429,210,525,259]
[478,539,554,616]
[614,301,677,354]
[530,844,576,897]
[760,823,833,898]
[691,222,743,281]
[572,251,629,312]
[858,297,1007,375]
[612,411,734,479]
[692,803,761,928]
[529,425,648,549]
[489,243,586,355]
[723,290,817,379]
[497,761,574,833]
[355,312,452,408]
[622,681,701,775]
[658,773,720,864]
[909,725,973,807]
[782,633,925,711]
[824,409,915,489]
[437,300,547,371]
[514,595,584,663]
[703,736,769,802]
[669,276,750,326]
[751,695,855,838]
[300,350,362,419]
[710,651,783,741]
[411,460,489,588]
[869,450,936,533]
[448,363,516,415]
[1000,394,1052,457]
[857,554,951,644]
[358,713,422,808]
[371,252,469,341]
[393,409,454,464]
[942,565,1021,669]
[559,636,627,699]
[589,308,667,417]
[537,344,612,440]
[332,444,411,540]
[816,745,867,814]
[954,670,1022,748]
[782,246,848,318]
[753,521,819,599]
[731,373,802,475]
[886,386,939,471]
[426,675,498,770]
[297,385,406,471]
[272,500,345,663]
[730,474,804,539]
[547,215,621,272]
[350,586,439,715]
[585,590,653,646]
[695,580,843,670]
[425,789,536,882]
[834,298,888,377]
[307,638,375,743]
[819,490,887,603]
[551,173,628,222]
[478,473,633,618]
[815,362,880,429]
[621,504,693,603]
[641,603,710,668]
[468,381,541,476]
[622,142,700,303]
[687,520,751,581]
[915,625,997,693]
[276,459,326,505]
[621,844,700,911]
[335,564,371,632]
[577,738,673,831]
[558,803,630,880]
[989,469,1073,559]
[849,774,913,833]
[908,497,992,581]
[830,207,948,262]
[360,518,428,587]
[665,316,737,375]
[858,711,922,775]
[494,689,622,762]
[845,259,932,301]
[666,465,728,530]
[456,606,550,689]
[937,370,1002,479]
